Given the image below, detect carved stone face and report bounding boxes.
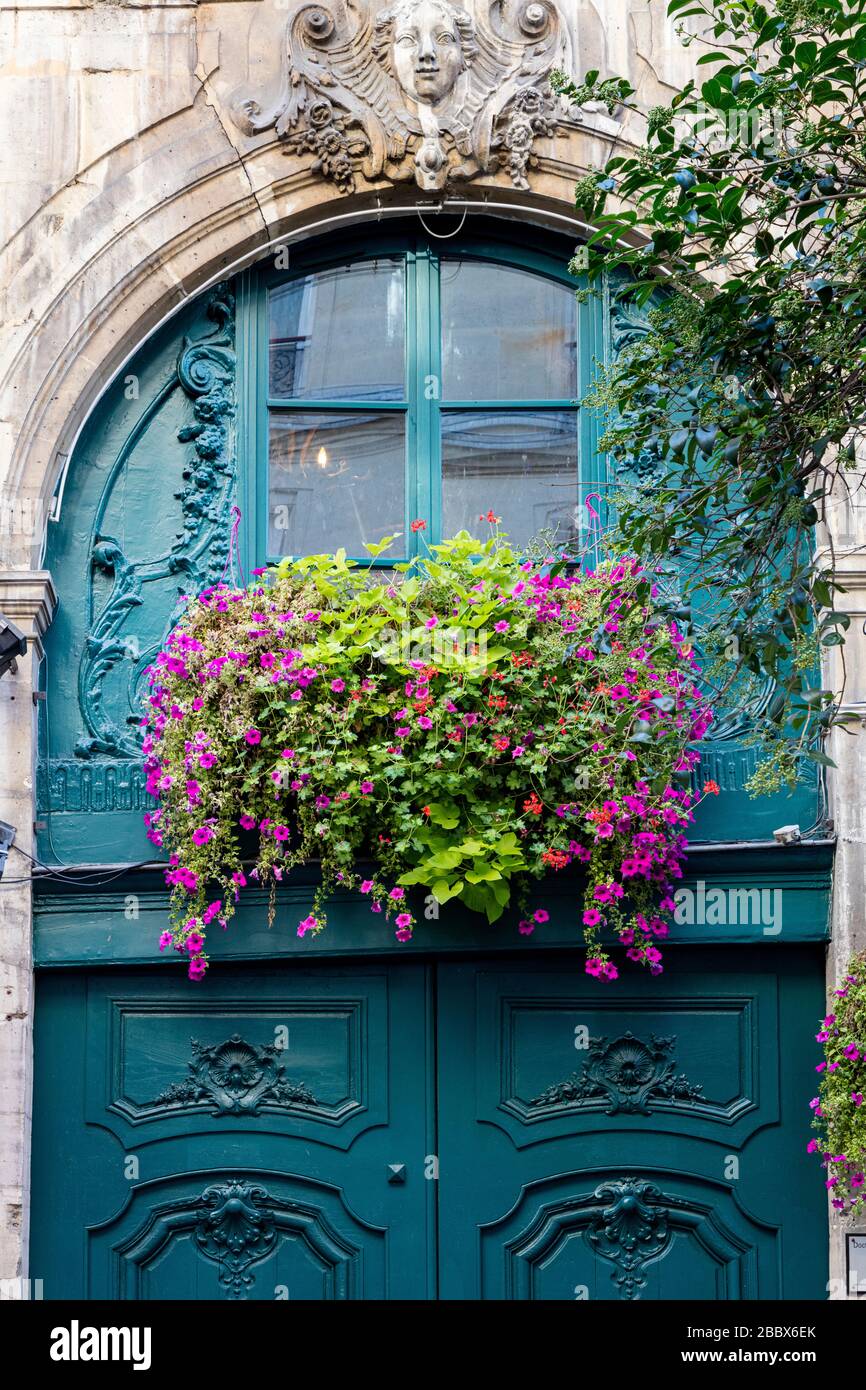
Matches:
[391,1,466,106]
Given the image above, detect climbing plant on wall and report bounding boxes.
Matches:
[551,0,866,791]
[142,529,716,981]
[811,952,866,1214]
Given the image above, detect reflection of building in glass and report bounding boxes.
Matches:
[269,335,310,399]
[266,255,581,556]
[269,412,405,555]
[269,260,405,402]
[441,411,579,547]
[441,259,578,401]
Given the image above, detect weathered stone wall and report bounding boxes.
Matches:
[821,463,866,1298]
[0,0,703,569]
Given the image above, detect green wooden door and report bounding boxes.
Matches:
[31,961,435,1300]
[436,947,827,1300]
[31,946,826,1300]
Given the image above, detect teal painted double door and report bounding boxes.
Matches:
[31,948,827,1300]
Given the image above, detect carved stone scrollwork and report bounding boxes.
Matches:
[232,0,572,193]
[154,1035,318,1116]
[529,1031,703,1116]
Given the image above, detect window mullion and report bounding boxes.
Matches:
[579,275,605,531]
[237,267,268,571]
[409,242,441,548]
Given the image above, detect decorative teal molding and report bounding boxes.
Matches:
[607,295,663,482]
[154,1036,317,1115]
[31,850,832,967]
[74,287,237,761]
[40,759,152,814]
[692,743,761,788]
[609,296,652,356]
[529,1032,703,1116]
[109,1176,362,1299]
[192,1180,284,1298]
[586,1179,674,1299]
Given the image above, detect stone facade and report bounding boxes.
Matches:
[0,0,862,1296]
[0,573,55,1288]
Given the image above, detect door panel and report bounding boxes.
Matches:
[482,1171,767,1300]
[32,947,827,1300]
[95,1172,382,1300]
[436,948,827,1300]
[31,962,433,1300]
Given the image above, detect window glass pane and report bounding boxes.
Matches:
[269,258,405,401]
[441,410,579,550]
[441,260,578,400]
[268,412,405,556]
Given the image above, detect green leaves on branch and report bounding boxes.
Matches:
[143,531,713,981]
[554,0,866,784]
[810,951,866,1215]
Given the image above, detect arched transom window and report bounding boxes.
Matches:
[240,229,599,564]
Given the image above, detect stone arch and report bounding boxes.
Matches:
[2,159,618,572]
[3,0,671,570]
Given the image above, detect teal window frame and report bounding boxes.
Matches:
[236,225,606,569]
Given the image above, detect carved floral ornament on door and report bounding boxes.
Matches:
[232,0,575,191]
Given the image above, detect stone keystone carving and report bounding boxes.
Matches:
[232,0,572,192]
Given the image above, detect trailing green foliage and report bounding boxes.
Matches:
[811,952,866,1214]
[142,532,714,982]
[552,0,866,789]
